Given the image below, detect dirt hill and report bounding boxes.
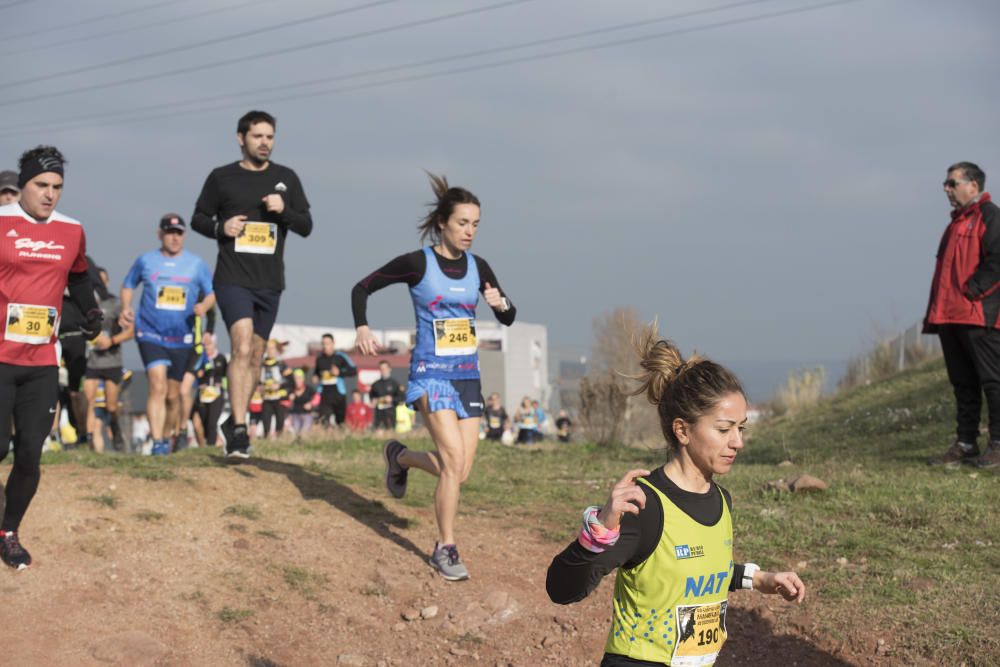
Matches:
[0,454,863,666]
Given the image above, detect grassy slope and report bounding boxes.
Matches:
[40,357,997,664]
[732,358,999,664]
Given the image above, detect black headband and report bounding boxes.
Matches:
[18,155,65,189]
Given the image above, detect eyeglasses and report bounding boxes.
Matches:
[943,178,971,189]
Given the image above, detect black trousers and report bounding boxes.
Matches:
[317,389,345,427]
[938,324,1000,443]
[261,399,287,437]
[0,364,58,532]
[196,398,224,445]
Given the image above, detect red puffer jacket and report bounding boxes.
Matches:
[924,193,1000,331]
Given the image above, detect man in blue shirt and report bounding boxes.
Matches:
[120,214,215,455]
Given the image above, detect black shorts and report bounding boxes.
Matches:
[85,366,122,382]
[374,408,395,429]
[138,342,193,382]
[215,282,281,340]
[59,333,87,392]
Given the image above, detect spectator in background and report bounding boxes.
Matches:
[248,388,264,438]
[345,389,372,432]
[556,409,572,443]
[515,396,540,444]
[926,162,1000,469]
[192,332,227,447]
[395,394,415,434]
[532,399,548,437]
[259,339,291,438]
[313,333,356,428]
[370,360,401,435]
[0,170,19,205]
[288,368,317,436]
[83,269,133,452]
[483,392,509,442]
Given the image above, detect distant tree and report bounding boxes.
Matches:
[579,307,659,446]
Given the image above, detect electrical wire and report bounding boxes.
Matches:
[0,0,294,58]
[0,0,535,108]
[1,0,402,87]
[0,0,189,42]
[0,0,864,139]
[0,0,783,134]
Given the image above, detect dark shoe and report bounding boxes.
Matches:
[974,440,1000,469]
[928,440,979,467]
[0,531,31,570]
[383,440,409,498]
[175,430,189,452]
[428,542,469,581]
[224,419,251,460]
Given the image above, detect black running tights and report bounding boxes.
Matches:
[0,364,58,532]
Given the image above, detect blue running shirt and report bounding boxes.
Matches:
[123,249,214,348]
[409,247,480,381]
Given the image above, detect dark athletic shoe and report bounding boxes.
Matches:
[175,430,189,452]
[223,419,251,460]
[383,440,409,498]
[428,543,469,581]
[927,440,979,467]
[974,440,1000,469]
[0,531,31,570]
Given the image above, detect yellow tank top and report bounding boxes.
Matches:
[605,476,733,666]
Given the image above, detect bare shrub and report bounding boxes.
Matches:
[578,307,660,446]
[771,366,826,416]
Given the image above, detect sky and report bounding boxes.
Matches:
[1,0,998,387]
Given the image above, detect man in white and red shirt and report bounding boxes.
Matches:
[0,146,101,570]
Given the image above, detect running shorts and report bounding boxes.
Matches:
[406,378,484,419]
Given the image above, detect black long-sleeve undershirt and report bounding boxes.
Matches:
[66,269,98,318]
[351,248,516,328]
[546,467,743,606]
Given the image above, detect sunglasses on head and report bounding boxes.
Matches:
[943,178,971,188]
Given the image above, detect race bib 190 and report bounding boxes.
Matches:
[235,222,278,254]
[433,317,477,357]
[671,601,727,667]
[5,303,56,344]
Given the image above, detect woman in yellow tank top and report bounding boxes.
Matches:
[547,323,805,667]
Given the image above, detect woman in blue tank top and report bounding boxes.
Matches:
[351,173,516,581]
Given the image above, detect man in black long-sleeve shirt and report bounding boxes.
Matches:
[191,110,312,459]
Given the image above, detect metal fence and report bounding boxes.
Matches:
[847,322,942,388]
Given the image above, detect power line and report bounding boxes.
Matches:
[0,0,863,139]
[0,0,782,133]
[0,0,190,42]
[0,0,34,10]
[0,0,535,108]
[0,0,290,58]
[2,0,401,88]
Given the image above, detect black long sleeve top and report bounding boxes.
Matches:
[190,161,312,291]
[350,248,516,328]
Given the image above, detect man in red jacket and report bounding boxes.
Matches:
[924,162,1000,468]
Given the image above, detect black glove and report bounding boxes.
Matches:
[80,308,104,340]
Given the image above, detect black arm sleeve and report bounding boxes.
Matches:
[191,171,221,239]
[546,485,662,604]
[474,256,516,326]
[280,172,313,238]
[67,270,99,314]
[350,251,426,327]
[966,202,1000,299]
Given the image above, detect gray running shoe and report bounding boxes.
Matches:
[428,543,469,581]
[928,440,979,467]
[383,440,409,498]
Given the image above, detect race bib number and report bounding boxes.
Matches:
[321,370,338,385]
[156,285,188,311]
[672,601,727,667]
[376,395,394,409]
[199,385,221,403]
[433,317,477,356]
[5,303,56,344]
[488,416,501,429]
[235,222,277,254]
